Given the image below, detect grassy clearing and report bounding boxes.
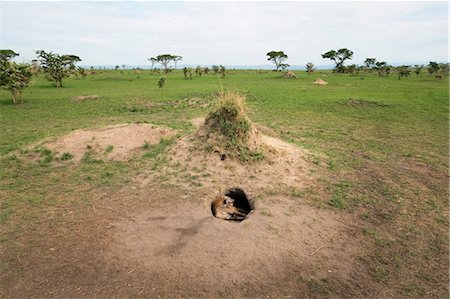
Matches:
[0,69,448,296]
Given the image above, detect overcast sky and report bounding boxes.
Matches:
[2,1,448,66]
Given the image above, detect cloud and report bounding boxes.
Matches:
[2,1,448,66]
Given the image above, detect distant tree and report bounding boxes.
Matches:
[183,67,193,80]
[212,65,220,75]
[0,51,32,104]
[427,61,440,75]
[363,58,376,71]
[280,63,290,71]
[397,65,411,80]
[173,55,182,69]
[440,63,449,76]
[219,65,226,78]
[266,51,288,71]
[321,48,353,73]
[35,50,81,87]
[0,49,19,61]
[114,65,120,70]
[204,67,209,74]
[195,65,203,77]
[121,64,127,70]
[149,57,157,69]
[346,64,359,75]
[413,64,424,77]
[374,61,390,77]
[305,62,316,76]
[150,54,181,73]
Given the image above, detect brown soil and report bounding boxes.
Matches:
[1,121,382,298]
[71,95,101,101]
[283,71,297,78]
[314,78,328,85]
[44,123,175,162]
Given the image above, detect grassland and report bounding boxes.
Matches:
[0,69,448,297]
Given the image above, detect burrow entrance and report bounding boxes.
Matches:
[211,188,253,221]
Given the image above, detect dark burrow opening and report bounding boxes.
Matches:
[211,188,253,221]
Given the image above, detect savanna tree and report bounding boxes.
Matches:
[363,58,376,71]
[183,67,193,80]
[149,57,157,69]
[35,50,81,87]
[440,63,449,76]
[397,65,411,80]
[149,54,182,73]
[414,65,423,77]
[321,48,353,73]
[374,61,390,77]
[219,65,226,78]
[212,65,219,74]
[305,62,316,76]
[346,64,359,75]
[427,61,440,75]
[172,55,182,69]
[0,49,19,61]
[195,65,203,77]
[266,51,288,71]
[0,50,32,104]
[204,67,209,74]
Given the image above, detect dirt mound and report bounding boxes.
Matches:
[103,119,368,297]
[197,91,267,162]
[45,124,174,162]
[283,71,297,78]
[314,78,328,85]
[71,95,101,101]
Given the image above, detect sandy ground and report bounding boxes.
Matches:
[1,123,381,298]
[45,123,174,161]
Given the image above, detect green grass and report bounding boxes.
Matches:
[0,69,448,296]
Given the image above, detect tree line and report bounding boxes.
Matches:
[0,48,448,103]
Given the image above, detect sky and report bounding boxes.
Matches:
[1,1,448,67]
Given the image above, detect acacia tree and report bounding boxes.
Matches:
[0,50,32,104]
[219,65,226,78]
[321,48,353,73]
[0,49,19,61]
[414,65,423,77]
[35,50,81,87]
[397,65,411,80]
[374,61,391,77]
[266,51,288,71]
[149,54,182,73]
[363,58,376,72]
[173,55,182,69]
[195,65,204,77]
[305,62,316,76]
[427,61,440,76]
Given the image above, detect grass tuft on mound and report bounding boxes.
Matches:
[204,91,264,162]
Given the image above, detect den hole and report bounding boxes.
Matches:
[211,188,253,221]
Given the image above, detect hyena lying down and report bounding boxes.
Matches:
[211,188,252,221]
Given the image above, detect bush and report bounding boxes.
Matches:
[205,91,264,162]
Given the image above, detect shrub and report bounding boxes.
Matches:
[205,91,264,162]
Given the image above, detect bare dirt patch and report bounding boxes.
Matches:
[71,95,101,101]
[45,123,174,162]
[314,78,328,85]
[102,119,378,297]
